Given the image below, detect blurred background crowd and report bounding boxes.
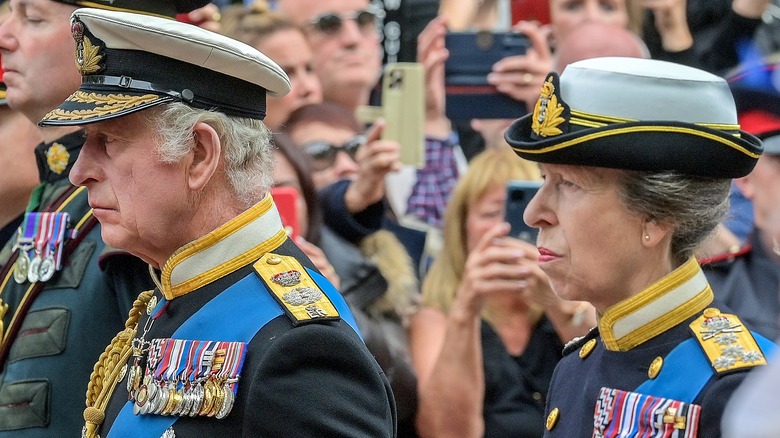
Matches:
[1,0,779,436]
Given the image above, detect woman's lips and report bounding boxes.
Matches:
[537,247,561,262]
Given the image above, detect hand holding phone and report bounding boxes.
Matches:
[504,180,542,243]
[444,31,530,120]
[341,120,401,214]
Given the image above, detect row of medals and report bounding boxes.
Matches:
[128,370,235,419]
[13,251,56,284]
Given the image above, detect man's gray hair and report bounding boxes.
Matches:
[618,170,731,265]
[147,103,274,209]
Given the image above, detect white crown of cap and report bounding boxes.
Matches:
[560,57,738,125]
[71,8,291,97]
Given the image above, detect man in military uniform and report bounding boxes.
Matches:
[40,8,396,437]
[0,54,41,256]
[702,55,780,341]
[0,1,208,435]
[504,57,777,437]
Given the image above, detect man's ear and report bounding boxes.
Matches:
[187,122,221,192]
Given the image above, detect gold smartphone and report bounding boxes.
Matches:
[380,62,425,168]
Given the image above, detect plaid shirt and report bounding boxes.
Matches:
[406,134,460,228]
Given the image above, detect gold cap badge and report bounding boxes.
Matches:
[531,74,567,138]
[72,18,103,75]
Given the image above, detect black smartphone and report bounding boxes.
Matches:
[505,180,542,242]
[444,31,530,120]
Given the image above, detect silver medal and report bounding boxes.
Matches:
[27,255,41,283]
[143,382,159,415]
[153,383,169,415]
[179,386,194,417]
[38,255,56,282]
[189,383,204,417]
[13,252,30,284]
[215,384,234,419]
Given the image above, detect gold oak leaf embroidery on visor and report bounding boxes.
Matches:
[42,91,160,121]
[532,76,565,138]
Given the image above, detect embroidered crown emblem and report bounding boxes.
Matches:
[531,74,566,138]
[46,142,70,175]
[72,18,103,75]
[271,270,302,287]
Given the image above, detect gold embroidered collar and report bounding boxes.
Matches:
[599,257,714,352]
[159,195,287,300]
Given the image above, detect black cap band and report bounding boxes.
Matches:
[80,48,267,120]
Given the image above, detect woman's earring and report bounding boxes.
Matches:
[773,237,780,257]
[644,234,651,241]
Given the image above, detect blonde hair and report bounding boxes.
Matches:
[222,0,300,46]
[421,147,540,313]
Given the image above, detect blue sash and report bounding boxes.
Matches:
[108,268,359,437]
[636,332,778,403]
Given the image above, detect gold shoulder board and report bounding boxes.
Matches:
[253,253,340,326]
[690,307,768,374]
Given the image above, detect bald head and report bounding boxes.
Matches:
[554,22,649,72]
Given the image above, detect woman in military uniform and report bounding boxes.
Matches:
[504,57,777,437]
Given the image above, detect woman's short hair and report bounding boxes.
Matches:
[421,147,541,312]
[618,170,731,265]
[147,103,274,210]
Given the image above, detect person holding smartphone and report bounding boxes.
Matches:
[273,122,422,438]
[409,147,595,438]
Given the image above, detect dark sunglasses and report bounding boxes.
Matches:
[302,135,366,171]
[309,9,382,35]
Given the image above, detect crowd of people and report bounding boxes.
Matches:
[0,0,778,436]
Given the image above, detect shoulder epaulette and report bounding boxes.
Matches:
[689,307,767,374]
[698,245,751,267]
[253,253,340,326]
[562,326,599,357]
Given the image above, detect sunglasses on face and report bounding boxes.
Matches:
[309,9,382,35]
[302,135,366,171]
